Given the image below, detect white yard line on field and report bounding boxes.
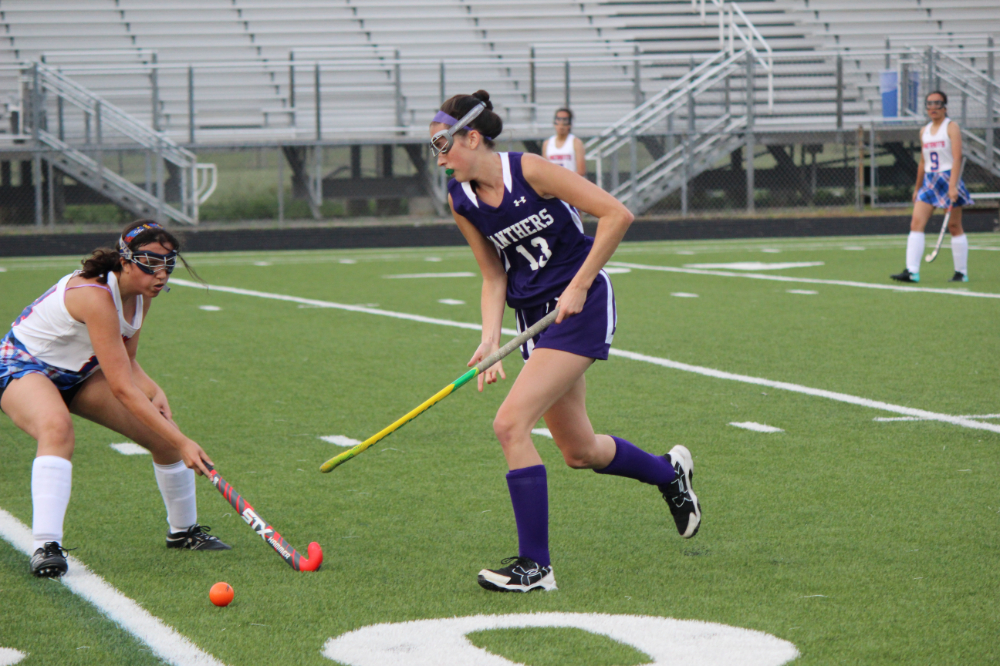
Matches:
[0,508,227,666]
[608,262,1000,299]
[171,279,1000,436]
[875,414,1000,422]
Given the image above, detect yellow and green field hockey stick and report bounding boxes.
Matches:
[320,309,559,473]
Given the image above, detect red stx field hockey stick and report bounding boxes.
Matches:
[207,464,323,572]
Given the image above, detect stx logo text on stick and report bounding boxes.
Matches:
[241,507,274,540]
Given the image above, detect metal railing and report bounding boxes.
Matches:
[695,0,773,110]
[11,62,216,225]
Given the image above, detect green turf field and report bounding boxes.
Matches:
[1,234,998,665]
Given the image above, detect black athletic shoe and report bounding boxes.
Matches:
[30,541,70,578]
[165,524,231,550]
[659,445,701,538]
[949,271,969,283]
[477,556,557,592]
[890,268,920,283]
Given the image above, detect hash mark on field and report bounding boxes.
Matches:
[199,305,221,311]
[253,261,271,266]
[0,508,226,666]
[671,292,699,298]
[339,259,357,264]
[169,280,1000,436]
[109,443,149,456]
[321,435,361,447]
[786,289,818,295]
[730,422,784,433]
[531,428,553,438]
[383,272,475,279]
[425,257,442,262]
[603,267,631,274]
[438,299,465,305]
[0,648,26,665]
[843,246,866,251]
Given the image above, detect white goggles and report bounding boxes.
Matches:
[429,102,487,156]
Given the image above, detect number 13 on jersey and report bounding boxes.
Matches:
[515,237,553,271]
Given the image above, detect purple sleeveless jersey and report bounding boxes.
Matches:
[449,152,593,308]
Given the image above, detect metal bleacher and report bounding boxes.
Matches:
[0,0,996,221]
[0,0,821,143]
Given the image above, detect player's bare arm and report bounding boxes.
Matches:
[520,152,633,322]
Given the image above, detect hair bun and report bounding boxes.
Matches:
[472,90,493,110]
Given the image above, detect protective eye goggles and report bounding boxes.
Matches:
[553,116,572,125]
[429,102,487,156]
[925,100,946,108]
[119,238,177,275]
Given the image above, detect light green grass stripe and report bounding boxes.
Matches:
[610,261,1000,299]
[171,279,1000,435]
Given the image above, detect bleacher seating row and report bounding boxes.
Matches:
[0,0,996,145]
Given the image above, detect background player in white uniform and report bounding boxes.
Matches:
[891,91,974,283]
[0,221,228,578]
[541,107,586,177]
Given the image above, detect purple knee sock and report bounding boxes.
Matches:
[595,436,676,485]
[506,465,550,568]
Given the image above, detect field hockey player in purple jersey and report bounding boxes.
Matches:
[0,221,230,579]
[430,90,701,593]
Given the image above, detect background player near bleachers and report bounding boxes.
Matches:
[542,108,586,177]
[891,91,974,284]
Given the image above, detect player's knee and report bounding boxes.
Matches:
[492,410,527,447]
[561,448,598,469]
[37,415,75,453]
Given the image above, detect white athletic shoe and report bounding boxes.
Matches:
[659,445,702,538]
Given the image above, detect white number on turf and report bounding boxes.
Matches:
[0,649,26,666]
[322,613,798,666]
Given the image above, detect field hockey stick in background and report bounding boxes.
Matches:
[321,309,560,473]
[925,156,966,263]
[207,464,323,571]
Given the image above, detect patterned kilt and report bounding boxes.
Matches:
[0,331,97,392]
[916,170,974,208]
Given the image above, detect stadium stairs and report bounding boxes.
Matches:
[0,0,996,220]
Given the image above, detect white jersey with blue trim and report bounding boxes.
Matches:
[448,152,594,308]
[11,270,142,372]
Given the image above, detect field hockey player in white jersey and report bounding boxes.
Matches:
[431,90,701,593]
[0,221,230,579]
[891,91,974,283]
[542,107,586,176]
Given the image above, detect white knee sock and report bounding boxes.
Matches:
[32,456,73,551]
[906,232,925,274]
[951,233,968,275]
[153,461,197,534]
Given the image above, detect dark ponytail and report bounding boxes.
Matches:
[440,90,503,149]
[80,219,199,283]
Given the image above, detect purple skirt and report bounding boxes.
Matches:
[514,270,616,361]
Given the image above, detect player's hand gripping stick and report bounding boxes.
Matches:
[207,464,323,571]
[925,156,966,264]
[320,309,560,473]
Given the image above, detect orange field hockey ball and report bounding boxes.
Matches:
[209,582,234,607]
